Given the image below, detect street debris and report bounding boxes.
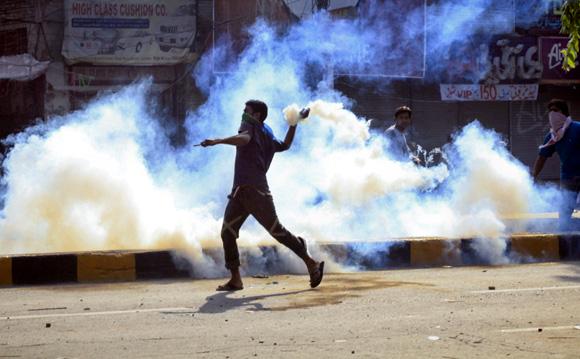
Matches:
[28,307,67,312]
[252,274,269,279]
[443,299,462,303]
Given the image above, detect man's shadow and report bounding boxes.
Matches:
[196,289,311,314]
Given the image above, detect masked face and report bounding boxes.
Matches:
[548,111,568,129]
[244,105,261,122]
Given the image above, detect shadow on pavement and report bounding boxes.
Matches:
[555,262,580,283]
[196,289,311,314]
[555,233,580,283]
[196,275,432,314]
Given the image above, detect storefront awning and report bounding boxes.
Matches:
[0,54,50,81]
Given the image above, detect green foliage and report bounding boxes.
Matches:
[561,0,580,71]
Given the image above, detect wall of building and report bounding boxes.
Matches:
[0,0,49,149]
[0,0,208,148]
[1,0,577,181]
[332,0,577,181]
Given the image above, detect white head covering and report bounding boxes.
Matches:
[538,111,572,149]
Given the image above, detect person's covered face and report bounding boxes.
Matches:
[244,105,262,122]
[395,112,412,131]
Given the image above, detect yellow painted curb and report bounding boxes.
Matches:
[510,235,559,261]
[0,257,12,285]
[77,253,136,282]
[410,239,461,266]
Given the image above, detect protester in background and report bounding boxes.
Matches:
[532,99,580,231]
[201,100,324,291]
[384,106,421,164]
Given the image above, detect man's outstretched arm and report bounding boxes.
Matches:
[201,131,251,147]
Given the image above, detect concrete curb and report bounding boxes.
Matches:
[0,250,191,286]
[1,234,579,287]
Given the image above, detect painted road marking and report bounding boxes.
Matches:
[470,285,580,294]
[501,325,580,333]
[0,307,193,321]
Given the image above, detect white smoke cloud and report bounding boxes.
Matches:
[0,79,558,270]
[0,2,562,273]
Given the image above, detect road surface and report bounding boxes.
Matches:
[1,262,579,358]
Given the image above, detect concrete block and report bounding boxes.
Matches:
[77,253,136,282]
[410,239,461,266]
[0,257,12,285]
[510,235,559,261]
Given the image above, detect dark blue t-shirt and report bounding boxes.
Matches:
[538,121,580,180]
[233,118,288,191]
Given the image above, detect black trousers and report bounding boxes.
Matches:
[220,186,308,270]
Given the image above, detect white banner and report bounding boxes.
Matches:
[440,84,538,101]
[62,0,196,65]
[0,54,50,81]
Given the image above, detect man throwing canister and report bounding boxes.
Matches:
[201,100,324,291]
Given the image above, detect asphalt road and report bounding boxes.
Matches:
[1,262,580,358]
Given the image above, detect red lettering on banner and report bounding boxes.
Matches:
[456,89,472,99]
[441,84,537,101]
[120,4,155,17]
[93,3,118,16]
[480,85,497,100]
[72,2,92,16]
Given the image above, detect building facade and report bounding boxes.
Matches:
[0,0,577,180]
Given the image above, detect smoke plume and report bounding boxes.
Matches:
[0,2,562,275]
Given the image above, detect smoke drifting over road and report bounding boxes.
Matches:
[0,2,561,275]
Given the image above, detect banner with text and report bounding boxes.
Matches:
[444,36,542,84]
[62,0,196,65]
[539,37,580,82]
[440,84,539,101]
